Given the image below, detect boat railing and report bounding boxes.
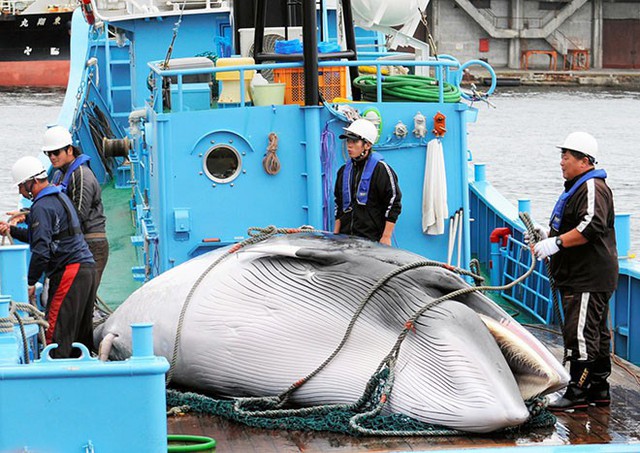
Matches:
[496,235,557,325]
[146,57,496,113]
[470,162,640,365]
[94,0,229,20]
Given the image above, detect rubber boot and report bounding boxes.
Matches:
[588,356,611,407]
[548,360,592,412]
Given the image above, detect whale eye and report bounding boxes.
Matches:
[203,144,242,183]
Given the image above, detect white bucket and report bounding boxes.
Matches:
[251,83,286,106]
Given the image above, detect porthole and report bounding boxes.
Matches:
[202,145,242,183]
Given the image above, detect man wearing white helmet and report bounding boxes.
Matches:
[533,131,618,411]
[0,156,97,359]
[334,119,402,245]
[42,125,109,292]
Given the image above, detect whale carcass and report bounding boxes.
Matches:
[97,233,568,433]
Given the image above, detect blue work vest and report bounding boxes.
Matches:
[550,168,607,231]
[342,152,383,212]
[52,154,91,193]
[32,185,83,240]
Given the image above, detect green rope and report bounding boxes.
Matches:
[353,74,461,103]
[167,434,216,452]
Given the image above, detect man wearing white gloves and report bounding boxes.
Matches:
[534,132,618,411]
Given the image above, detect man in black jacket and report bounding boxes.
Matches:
[534,131,618,411]
[334,119,402,246]
[0,156,96,358]
[42,125,109,291]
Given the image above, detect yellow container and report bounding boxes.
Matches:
[215,57,255,104]
[251,83,286,106]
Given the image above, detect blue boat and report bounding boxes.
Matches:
[2,0,640,451]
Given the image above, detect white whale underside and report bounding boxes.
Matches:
[100,235,568,433]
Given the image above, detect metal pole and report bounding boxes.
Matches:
[302,0,319,105]
[253,0,267,62]
[341,0,360,100]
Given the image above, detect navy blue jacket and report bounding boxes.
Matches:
[10,186,94,285]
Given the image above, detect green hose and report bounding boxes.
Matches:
[167,434,216,452]
[353,74,461,103]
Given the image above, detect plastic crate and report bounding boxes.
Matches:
[273,66,347,105]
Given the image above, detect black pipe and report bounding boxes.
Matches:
[302,0,319,106]
[254,50,356,62]
[341,0,361,100]
[287,0,299,27]
[318,0,324,41]
[253,0,267,61]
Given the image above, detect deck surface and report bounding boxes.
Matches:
[166,327,640,452]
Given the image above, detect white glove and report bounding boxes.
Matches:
[534,237,560,260]
[524,225,548,245]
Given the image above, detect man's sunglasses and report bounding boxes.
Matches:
[43,148,65,157]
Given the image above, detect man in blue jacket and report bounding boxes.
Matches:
[0,156,96,358]
[42,125,109,291]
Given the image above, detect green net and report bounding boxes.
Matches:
[166,388,556,437]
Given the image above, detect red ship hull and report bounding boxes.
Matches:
[0,60,70,87]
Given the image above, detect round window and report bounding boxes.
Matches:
[203,145,242,183]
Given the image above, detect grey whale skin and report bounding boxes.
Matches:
[97,233,568,433]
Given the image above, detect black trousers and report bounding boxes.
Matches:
[561,290,612,362]
[46,262,97,358]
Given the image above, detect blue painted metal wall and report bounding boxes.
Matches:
[0,322,169,452]
[141,95,475,272]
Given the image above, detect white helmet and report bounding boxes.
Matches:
[42,125,73,152]
[12,156,48,187]
[557,131,598,163]
[339,119,379,144]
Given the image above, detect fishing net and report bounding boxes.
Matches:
[166,375,556,438]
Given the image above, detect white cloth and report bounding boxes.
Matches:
[422,138,448,235]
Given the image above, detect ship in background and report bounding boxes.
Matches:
[0,0,74,87]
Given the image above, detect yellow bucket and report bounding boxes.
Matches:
[251,83,286,106]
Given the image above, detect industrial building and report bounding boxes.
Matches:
[427,0,639,70]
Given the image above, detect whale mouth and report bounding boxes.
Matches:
[479,314,568,399]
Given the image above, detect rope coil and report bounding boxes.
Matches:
[353,75,461,103]
[262,132,281,175]
[0,301,49,364]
